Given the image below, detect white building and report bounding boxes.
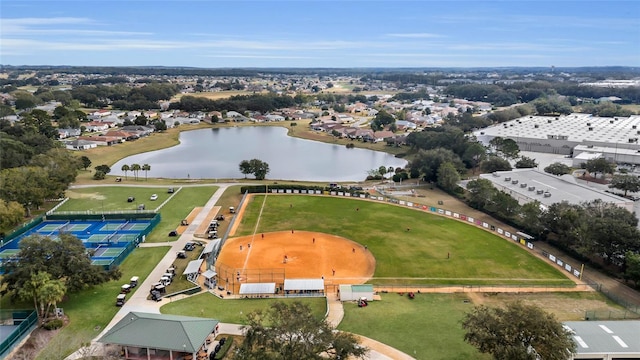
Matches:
[474,114,640,160]
[565,320,640,359]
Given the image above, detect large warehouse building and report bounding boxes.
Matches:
[478,169,633,212]
[474,113,640,164]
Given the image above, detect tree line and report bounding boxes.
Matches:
[171,93,297,114]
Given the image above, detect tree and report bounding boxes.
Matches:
[0,200,25,228]
[249,159,270,180]
[436,162,461,193]
[585,158,615,179]
[370,110,395,131]
[93,170,106,180]
[541,201,585,248]
[153,120,167,131]
[489,137,519,159]
[408,148,465,183]
[462,142,487,174]
[0,166,49,217]
[466,178,496,210]
[18,271,67,324]
[1,234,120,299]
[544,162,571,176]
[515,156,538,169]
[142,164,151,181]
[609,174,640,196]
[234,301,366,360]
[624,251,640,287]
[80,156,92,170]
[131,163,141,180]
[121,164,130,180]
[581,200,640,265]
[462,302,576,360]
[95,164,111,175]
[378,166,388,179]
[239,160,253,178]
[479,156,512,173]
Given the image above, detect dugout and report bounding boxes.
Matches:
[183,259,204,282]
[239,283,276,297]
[339,284,374,302]
[283,279,325,297]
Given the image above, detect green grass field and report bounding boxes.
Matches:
[161,292,327,324]
[34,246,170,360]
[60,186,218,243]
[339,293,489,360]
[235,195,571,285]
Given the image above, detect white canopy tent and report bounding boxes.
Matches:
[239,283,276,296]
[283,278,325,297]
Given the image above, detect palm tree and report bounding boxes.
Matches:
[131,164,141,181]
[142,164,151,181]
[121,164,130,180]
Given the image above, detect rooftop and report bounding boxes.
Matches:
[474,113,640,145]
[479,169,631,208]
[564,320,640,356]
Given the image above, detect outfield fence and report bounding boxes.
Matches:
[371,283,593,294]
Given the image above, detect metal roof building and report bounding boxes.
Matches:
[478,169,633,212]
[474,113,640,157]
[98,312,218,358]
[564,320,640,359]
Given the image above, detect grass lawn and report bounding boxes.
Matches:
[161,292,327,324]
[60,186,218,243]
[34,246,170,360]
[235,195,572,285]
[339,293,489,360]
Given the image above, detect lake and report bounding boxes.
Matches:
[111,126,407,181]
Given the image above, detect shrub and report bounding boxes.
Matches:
[43,318,64,330]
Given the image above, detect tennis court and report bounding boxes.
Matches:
[0,217,157,269]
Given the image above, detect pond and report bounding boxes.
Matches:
[111,126,407,182]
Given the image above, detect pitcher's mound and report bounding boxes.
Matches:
[216,230,375,285]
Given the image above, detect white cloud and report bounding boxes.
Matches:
[386,33,445,39]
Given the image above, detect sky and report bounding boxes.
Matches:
[1,0,639,68]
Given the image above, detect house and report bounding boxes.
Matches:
[265,114,285,122]
[58,128,81,139]
[85,122,110,132]
[372,130,395,143]
[395,120,418,131]
[64,139,98,150]
[98,312,219,360]
[104,130,139,141]
[120,125,154,136]
[77,135,121,146]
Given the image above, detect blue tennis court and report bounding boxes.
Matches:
[0,217,157,269]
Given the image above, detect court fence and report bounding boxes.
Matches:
[0,310,38,358]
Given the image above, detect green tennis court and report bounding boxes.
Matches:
[0,249,20,259]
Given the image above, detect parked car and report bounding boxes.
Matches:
[127,196,135,202]
[215,215,225,221]
[150,194,158,201]
[167,187,175,193]
[184,242,196,251]
[150,290,162,302]
[176,250,187,259]
[168,230,178,237]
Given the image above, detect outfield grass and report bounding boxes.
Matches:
[235,195,572,285]
[60,186,218,243]
[338,293,489,360]
[35,246,170,360]
[161,292,327,324]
